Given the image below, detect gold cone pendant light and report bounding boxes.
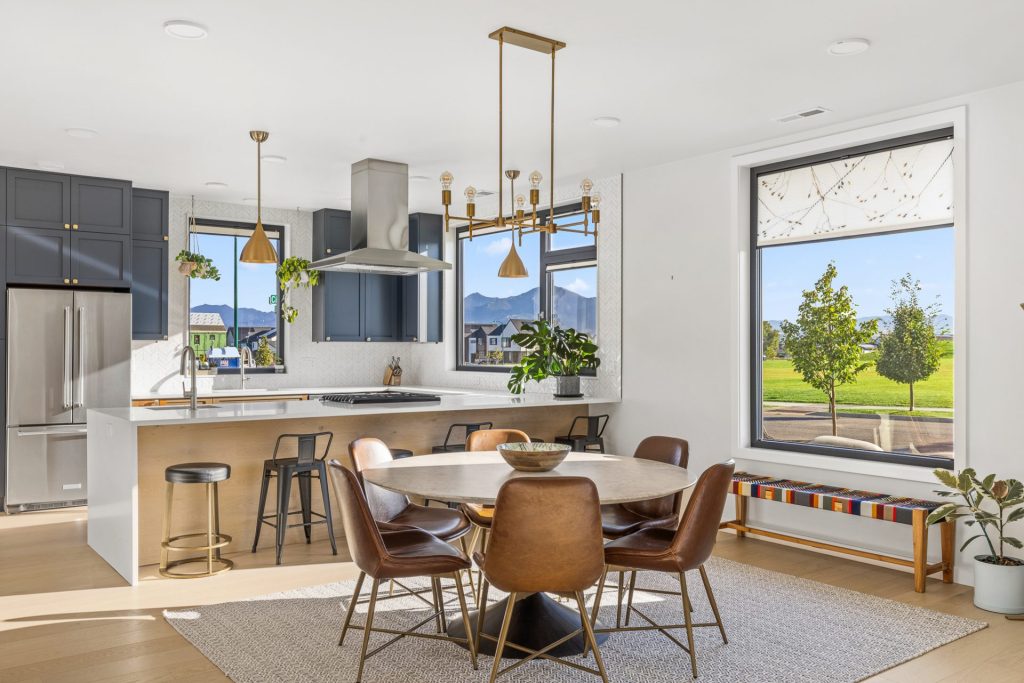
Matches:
[498,240,528,278]
[240,130,279,263]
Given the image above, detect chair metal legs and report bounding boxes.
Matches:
[679,572,698,678]
[339,572,478,681]
[253,463,337,564]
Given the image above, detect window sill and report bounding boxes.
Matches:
[735,445,942,484]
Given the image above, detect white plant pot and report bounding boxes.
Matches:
[972,555,1024,614]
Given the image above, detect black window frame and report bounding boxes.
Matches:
[190,217,286,375]
[455,201,598,373]
[749,129,955,469]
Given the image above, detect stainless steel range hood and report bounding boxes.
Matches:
[309,159,452,275]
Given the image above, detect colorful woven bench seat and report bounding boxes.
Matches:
[731,472,944,525]
[723,471,955,592]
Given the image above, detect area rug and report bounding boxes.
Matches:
[164,556,985,682]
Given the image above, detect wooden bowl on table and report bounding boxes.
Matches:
[496,442,571,472]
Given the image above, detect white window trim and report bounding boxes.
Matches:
[730,107,968,482]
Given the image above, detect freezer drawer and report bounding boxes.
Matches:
[5,426,87,512]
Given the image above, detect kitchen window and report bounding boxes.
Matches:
[457,203,598,371]
[188,220,285,372]
[750,130,955,468]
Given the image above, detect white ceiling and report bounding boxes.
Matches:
[2,0,1023,213]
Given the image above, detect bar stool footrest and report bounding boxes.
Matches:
[162,531,232,552]
[159,556,234,579]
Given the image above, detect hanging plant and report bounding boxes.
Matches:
[277,256,320,323]
[175,250,221,280]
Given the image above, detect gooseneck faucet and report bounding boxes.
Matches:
[239,345,254,389]
[180,346,198,411]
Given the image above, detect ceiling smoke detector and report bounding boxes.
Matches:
[775,107,831,124]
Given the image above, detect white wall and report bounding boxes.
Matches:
[609,78,1024,586]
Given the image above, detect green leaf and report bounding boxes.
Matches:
[1002,537,1023,549]
[934,469,959,489]
[926,503,959,525]
[959,534,986,553]
[1006,507,1024,524]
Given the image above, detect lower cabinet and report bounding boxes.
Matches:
[6,226,130,288]
[131,240,168,340]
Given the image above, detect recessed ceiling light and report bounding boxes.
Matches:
[164,20,208,40]
[65,127,98,139]
[261,154,287,164]
[409,175,429,182]
[592,116,621,128]
[38,161,65,171]
[205,181,228,189]
[827,38,870,56]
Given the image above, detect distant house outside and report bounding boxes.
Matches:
[189,312,228,359]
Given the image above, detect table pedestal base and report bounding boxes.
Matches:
[447,592,608,659]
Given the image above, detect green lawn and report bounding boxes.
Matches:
[762,344,953,409]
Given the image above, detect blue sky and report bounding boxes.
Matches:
[761,227,954,323]
[189,233,280,311]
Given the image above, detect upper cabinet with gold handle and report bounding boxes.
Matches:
[70,177,131,235]
[72,224,79,230]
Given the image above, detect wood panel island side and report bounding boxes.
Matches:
[87,389,610,584]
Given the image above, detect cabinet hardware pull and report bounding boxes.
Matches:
[326,248,332,253]
[64,223,70,230]
[72,278,79,284]
[63,278,70,284]
[72,224,79,230]
[325,336,331,341]
[163,235,168,241]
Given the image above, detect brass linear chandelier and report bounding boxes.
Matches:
[440,27,601,278]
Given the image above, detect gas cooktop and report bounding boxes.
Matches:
[320,391,441,405]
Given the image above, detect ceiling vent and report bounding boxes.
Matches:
[775,107,831,124]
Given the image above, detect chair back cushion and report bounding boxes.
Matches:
[327,460,386,577]
[623,436,690,519]
[671,460,735,571]
[465,429,530,452]
[349,437,409,523]
[484,477,604,593]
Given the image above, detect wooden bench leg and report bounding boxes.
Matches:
[735,496,747,539]
[940,519,955,584]
[912,508,928,593]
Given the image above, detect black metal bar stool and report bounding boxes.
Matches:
[160,462,233,579]
[554,415,610,453]
[390,448,414,460]
[252,431,338,565]
[431,422,494,453]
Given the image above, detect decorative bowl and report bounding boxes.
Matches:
[496,442,571,472]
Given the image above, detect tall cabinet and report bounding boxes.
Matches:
[130,189,169,340]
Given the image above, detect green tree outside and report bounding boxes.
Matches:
[875,274,943,411]
[254,337,275,367]
[781,263,878,435]
[762,320,781,359]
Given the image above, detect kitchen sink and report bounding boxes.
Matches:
[144,405,222,411]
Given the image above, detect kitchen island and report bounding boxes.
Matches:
[87,386,614,584]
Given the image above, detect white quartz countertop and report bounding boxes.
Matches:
[95,386,618,426]
[131,385,406,400]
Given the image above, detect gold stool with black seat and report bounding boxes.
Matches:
[159,462,233,578]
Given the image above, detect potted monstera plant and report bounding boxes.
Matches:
[928,468,1024,614]
[507,319,600,397]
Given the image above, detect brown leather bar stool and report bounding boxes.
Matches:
[601,436,690,625]
[593,460,735,679]
[457,429,530,599]
[160,462,233,579]
[475,477,609,682]
[554,414,609,453]
[327,461,477,683]
[251,432,337,565]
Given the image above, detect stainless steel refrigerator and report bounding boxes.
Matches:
[5,288,131,512]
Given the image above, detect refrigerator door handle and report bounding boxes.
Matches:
[16,426,89,437]
[75,306,86,408]
[63,305,72,409]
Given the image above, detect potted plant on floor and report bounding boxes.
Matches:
[928,468,1024,614]
[507,319,600,397]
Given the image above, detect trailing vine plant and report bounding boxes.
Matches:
[277,256,320,323]
[175,250,221,280]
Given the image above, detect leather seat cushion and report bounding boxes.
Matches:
[460,503,493,528]
[601,504,677,540]
[377,529,471,579]
[603,527,682,573]
[381,504,471,541]
[165,462,231,484]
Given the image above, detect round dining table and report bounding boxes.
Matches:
[361,450,695,658]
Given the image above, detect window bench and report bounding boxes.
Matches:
[719,472,955,592]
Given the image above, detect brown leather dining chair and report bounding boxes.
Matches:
[457,429,530,599]
[600,435,689,625]
[327,460,477,683]
[475,477,609,683]
[592,460,735,679]
[350,437,475,599]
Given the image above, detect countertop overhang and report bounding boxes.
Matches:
[96,386,619,426]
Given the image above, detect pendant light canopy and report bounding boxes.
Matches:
[240,130,279,264]
[498,240,528,278]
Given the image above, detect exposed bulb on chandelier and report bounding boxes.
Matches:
[580,178,594,196]
[591,192,602,209]
[464,185,477,203]
[439,171,454,190]
[529,170,543,189]
[515,194,525,209]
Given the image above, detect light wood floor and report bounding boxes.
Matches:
[0,508,1019,682]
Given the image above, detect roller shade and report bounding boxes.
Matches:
[756,136,953,246]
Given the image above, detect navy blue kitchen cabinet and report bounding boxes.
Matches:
[6,169,71,231]
[71,176,131,234]
[401,212,443,342]
[312,209,351,259]
[130,188,170,340]
[130,188,169,242]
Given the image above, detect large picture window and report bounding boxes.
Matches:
[188,221,285,372]
[457,204,598,370]
[750,130,955,467]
